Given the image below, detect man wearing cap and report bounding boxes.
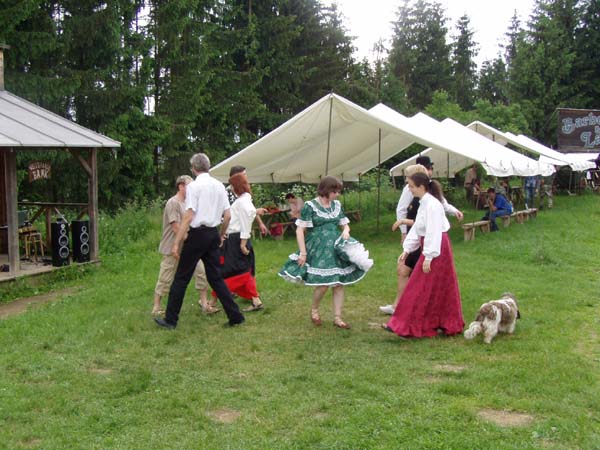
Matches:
[380,155,464,315]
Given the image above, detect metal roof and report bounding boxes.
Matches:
[0,90,120,148]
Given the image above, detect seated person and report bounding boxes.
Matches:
[482,188,513,231]
[285,193,304,220]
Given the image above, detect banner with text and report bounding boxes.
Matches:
[557,108,600,152]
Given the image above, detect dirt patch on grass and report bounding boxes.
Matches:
[434,364,466,373]
[0,287,80,319]
[207,408,241,424]
[478,408,534,427]
[89,367,113,375]
[19,438,42,447]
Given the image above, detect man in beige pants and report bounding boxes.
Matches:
[152,175,219,315]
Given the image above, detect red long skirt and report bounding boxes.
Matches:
[387,233,464,337]
[211,271,259,300]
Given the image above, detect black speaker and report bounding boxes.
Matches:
[71,220,90,263]
[51,221,70,267]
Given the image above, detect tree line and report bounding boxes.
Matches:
[1,0,598,209]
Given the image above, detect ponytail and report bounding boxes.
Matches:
[408,172,444,202]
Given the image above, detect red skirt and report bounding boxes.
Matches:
[387,233,464,337]
[211,271,259,300]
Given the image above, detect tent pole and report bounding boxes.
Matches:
[377,128,382,232]
[358,175,361,211]
[325,95,333,175]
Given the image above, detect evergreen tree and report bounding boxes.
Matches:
[509,0,581,143]
[451,14,478,110]
[504,11,521,69]
[573,0,600,108]
[478,57,508,105]
[388,0,452,110]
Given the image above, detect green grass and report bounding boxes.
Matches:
[1,195,600,449]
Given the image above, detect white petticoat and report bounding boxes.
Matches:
[334,236,374,272]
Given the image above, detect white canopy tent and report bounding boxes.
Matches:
[564,152,598,164]
[210,94,451,183]
[389,113,554,178]
[510,133,595,171]
[468,120,594,171]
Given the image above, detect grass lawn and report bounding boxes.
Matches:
[1,194,600,449]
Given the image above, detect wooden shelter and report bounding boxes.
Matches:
[0,45,120,280]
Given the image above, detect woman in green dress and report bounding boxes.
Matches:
[279,176,370,329]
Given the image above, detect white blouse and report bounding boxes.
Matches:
[402,193,450,261]
[396,184,459,234]
[227,193,257,239]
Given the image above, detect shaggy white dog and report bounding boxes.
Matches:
[464,293,520,344]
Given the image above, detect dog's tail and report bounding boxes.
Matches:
[464,321,482,339]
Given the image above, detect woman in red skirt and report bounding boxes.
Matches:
[384,172,464,337]
[213,172,263,312]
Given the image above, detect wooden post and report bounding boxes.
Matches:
[4,148,19,277]
[88,148,99,260]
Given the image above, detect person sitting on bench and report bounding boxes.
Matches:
[482,188,513,231]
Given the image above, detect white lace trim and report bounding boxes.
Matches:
[307,199,342,219]
[338,217,350,226]
[288,253,359,276]
[295,219,313,228]
[278,270,367,286]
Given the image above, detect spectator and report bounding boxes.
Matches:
[285,192,304,219]
[524,175,538,209]
[482,188,513,231]
[464,164,477,204]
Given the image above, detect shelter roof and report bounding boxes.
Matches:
[0,90,120,148]
[211,94,436,183]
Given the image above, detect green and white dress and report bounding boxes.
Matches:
[278,198,371,286]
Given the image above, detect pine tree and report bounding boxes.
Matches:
[388,0,452,110]
[451,14,478,110]
[478,57,508,105]
[572,0,600,108]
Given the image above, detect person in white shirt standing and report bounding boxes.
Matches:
[215,172,264,312]
[383,172,464,338]
[155,153,244,329]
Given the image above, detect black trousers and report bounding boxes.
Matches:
[165,226,244,326]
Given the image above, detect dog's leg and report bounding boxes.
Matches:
[482,321,498,344]
[507,321,516,334]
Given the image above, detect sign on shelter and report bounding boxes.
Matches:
[28,161,51,182]
[557,108,600,152]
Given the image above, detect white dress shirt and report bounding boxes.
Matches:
[402,193,450,261]
[395,184,459,234]
[227,192,257,239]
[185,173,230,228]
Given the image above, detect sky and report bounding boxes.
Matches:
[324,0,536,67]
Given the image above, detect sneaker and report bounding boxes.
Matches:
[379,304,395,315]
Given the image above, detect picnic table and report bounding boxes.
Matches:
[254,208,294,240]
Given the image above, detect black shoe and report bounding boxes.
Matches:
[224,318,245,328]
[154,317,176,329]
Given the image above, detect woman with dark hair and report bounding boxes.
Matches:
[279,176,371,329]
[215,172,263,311]
[384,172,464,338]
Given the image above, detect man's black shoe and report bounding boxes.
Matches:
[155,317,176,329]
[224,318,245,328]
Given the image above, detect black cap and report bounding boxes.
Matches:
[415,155,433,169]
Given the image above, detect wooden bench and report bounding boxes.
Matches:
[346,209,361,222]
[511,211,525,224]
[461,220,491,241]
[526,208,538,218]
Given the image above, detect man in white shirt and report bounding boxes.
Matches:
[155,153,245,329]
